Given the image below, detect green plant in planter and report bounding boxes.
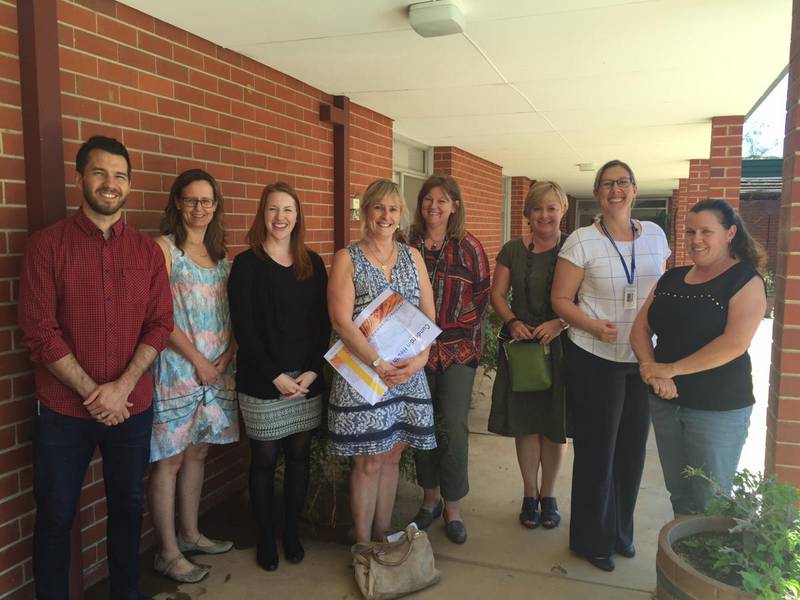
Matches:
[683,467,800,600]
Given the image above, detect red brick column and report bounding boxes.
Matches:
[671,177,690,265]
[767,0,800,487]
[509,176,531,239]
[708,115,744,209]
[680,160,711,265]
[433,146,504,266]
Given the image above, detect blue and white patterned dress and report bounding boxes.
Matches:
[150,235,239,462]
[328,243,436,456]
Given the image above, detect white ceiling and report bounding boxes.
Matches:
[120,0,791,196]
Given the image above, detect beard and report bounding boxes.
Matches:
[82,185,128,216]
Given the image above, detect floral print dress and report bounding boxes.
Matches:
[150,235,238,462]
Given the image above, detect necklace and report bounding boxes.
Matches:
[363,241,395,274]
[426,236,446,250]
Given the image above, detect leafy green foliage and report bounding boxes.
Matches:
[479,305,504,376]
[763,271,775,297]
[684,467,800,599]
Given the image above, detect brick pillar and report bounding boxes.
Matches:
[708,115,744,208]
[673,158,710,266]
[510,176,532,239]
[767,0,800,487]
[671,177,690,266]
[433,146,504,266]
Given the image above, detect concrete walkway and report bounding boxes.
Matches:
[88,319,774,600]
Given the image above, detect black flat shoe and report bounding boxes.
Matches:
[615,543,636,558]
[519,497,540,529]
[443,514,467,544]
[283,537,305,564]
[540,497,560,529]
[257,534,279,571]
[411,499,443,530]
[587,556,615,572]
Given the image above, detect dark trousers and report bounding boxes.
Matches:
[33,402,152,600]
[567,341,649,557]
[414,365,476,502]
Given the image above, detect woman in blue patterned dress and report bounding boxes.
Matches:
[328,179,437,543]
[149,169,239,583]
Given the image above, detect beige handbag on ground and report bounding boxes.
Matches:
[351,524,441,600]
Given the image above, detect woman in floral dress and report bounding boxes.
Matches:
[148,169,238,583]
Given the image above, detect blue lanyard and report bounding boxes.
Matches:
[599,219,636,285]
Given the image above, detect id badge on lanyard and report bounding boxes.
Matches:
[599,219,637,309]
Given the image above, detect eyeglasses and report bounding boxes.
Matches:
[180,197,217,209]
[598,178,633,191]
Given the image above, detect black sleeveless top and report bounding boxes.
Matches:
[647,261,761,411]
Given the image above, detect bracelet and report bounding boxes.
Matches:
[558,318,570,331]
[505,317,521,327]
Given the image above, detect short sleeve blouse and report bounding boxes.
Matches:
[559,220,670,363]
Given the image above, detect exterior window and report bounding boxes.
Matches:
[393,137,431,230]
[575,197,670,235]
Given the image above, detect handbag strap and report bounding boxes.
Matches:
[352,527,421,567]
[523,233,566,325]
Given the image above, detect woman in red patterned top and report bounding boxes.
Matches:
[409,175,490,544]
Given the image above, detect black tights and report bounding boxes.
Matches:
[249,431,313,556]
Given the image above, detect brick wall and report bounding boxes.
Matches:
[348,104,393,242]
[0,0,33,596]
[0,0,395,596]
[509,176,531,240]
[740,194,780,274]
[767,0,800,488]
[433,147,504,265]
[708,115,744,209]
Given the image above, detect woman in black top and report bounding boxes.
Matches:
[631,199,766,516]
[228,182,330,571]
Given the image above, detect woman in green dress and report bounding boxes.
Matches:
[489,180,569,530]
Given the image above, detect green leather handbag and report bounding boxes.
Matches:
[502,339,552,392]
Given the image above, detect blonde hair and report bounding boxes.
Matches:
[412,175,466,240]
[360,179,407,235]
[523,180,569,219]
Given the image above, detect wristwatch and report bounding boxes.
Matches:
[372,357,382,369]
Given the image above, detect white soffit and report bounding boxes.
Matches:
[120,0,792,195]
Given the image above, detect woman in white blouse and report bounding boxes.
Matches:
[551,160,670,572]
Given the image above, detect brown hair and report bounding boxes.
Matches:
[412,174,467,240]
[160,169,227,261]
[690,199,767,273]
[523,180,569,220]
[246,181,313,280]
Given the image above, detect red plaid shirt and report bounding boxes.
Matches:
[18,209,173,418]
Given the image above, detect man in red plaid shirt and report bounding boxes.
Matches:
[18,136,173,600]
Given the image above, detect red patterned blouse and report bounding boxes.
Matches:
[409,230,491,372]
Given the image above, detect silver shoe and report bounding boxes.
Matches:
[177,533,234,555]
[153,553,208,584]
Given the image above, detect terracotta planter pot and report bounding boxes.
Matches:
[656,516,755,600]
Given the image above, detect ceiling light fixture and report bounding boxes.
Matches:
[577,163,595,172]
[408,0,465,38]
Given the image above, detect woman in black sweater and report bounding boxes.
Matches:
[228,182,330,571]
